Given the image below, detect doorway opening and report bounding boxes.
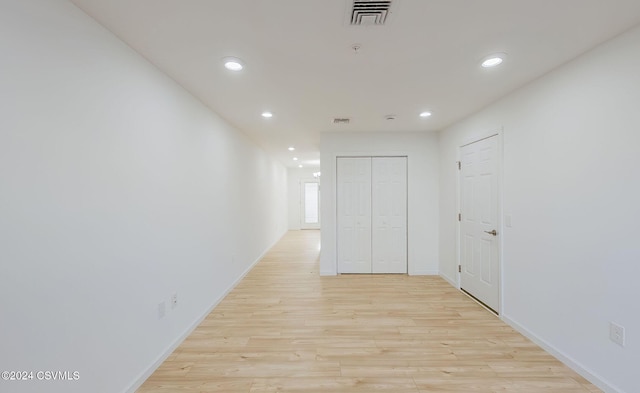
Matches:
[301,180,320,229]
[458,134,501,314]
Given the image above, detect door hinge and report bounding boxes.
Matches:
[458,213,461,221]
[457,161,461,170]
[458,265,462,273]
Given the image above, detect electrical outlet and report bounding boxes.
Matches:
[158,301,166,319]
[171,292,178,309]
[609,322,625,347]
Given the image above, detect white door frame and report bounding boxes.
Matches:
[300,178,321,229]
[335,154,409,274]
[456,129,504,314]
[327,150,410,275]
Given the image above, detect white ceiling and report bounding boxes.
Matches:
[71,0,640,168]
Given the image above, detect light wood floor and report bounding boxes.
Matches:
[138,230,600,393]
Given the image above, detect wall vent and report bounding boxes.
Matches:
[333,118,351,124]
[349,0,393,26]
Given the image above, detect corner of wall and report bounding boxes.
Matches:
[439,272,458,288]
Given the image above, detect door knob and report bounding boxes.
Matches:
[484,229,497,236]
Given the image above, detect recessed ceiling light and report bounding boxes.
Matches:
[481,53,506,68]
[288,147,295,151]
[222,57,244,71]
[298,164,303,168]
[261,111,273,118]
[293,157,298,161]
[419,111,432,118]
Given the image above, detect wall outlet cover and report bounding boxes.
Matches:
[171,292,178,309]
[609,322,625,347]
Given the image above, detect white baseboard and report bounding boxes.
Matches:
[410,269,439,276]
[502,314,625,393]
[124,231,287,393]
[321,269,439,276]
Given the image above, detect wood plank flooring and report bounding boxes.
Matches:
[137,230,600,393]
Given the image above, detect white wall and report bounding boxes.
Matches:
[287,167,320,230]
[438,25,640,393]
[0,1,288,393]
[320,132,439,275]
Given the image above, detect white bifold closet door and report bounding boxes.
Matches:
[371,157,407,273]
[337,158,372,273]
[337,157,407,274]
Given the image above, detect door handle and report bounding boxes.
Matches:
[484,229,497,236]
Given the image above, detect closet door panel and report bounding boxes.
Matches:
[337,157,372,273]
[372,157,407,273]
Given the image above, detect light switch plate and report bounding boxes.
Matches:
[610,322,625,347]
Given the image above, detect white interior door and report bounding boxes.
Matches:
[460,136,500,312]
[372,157,407,273]
[301,180,320,229]
[337,157,372,273]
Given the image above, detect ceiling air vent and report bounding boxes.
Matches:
[333,117,351,125]
[349,0,393,26]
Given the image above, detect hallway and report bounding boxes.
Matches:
[138,230,599,392]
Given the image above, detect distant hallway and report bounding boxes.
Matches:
[138,230,599,392]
